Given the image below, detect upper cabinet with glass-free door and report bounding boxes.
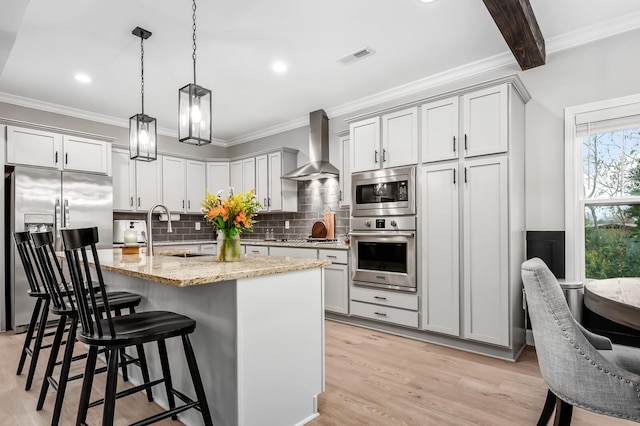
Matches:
[349,107,418,173]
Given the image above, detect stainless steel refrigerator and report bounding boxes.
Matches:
[7,166,112,332]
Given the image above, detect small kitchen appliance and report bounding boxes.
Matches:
[113,220,147,244]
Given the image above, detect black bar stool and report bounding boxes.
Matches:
[13,232,55,391]
[27,230,155,426]
[61,227,213,426]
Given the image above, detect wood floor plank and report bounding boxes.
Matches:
[0,320,635,425]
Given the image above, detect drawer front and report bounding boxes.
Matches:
[351,301,418,328]
[269,246,317,259]
[200,244,216,255]
[351,286,418,311]
[318,249,348,264]
[245,245,269,256]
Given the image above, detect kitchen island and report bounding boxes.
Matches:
[85,249,330,426]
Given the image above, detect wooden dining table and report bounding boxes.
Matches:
[584,277,640,331]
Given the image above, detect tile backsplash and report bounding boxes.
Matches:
[113,177,350,243]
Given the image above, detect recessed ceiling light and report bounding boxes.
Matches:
[75,73,91,83]
[272,61,287,73]
[418,0,438,3]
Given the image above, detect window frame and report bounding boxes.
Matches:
[565,93,640,281]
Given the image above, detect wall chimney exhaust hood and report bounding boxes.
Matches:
[282,109,340,181]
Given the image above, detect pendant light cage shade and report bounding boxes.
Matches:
[178,83,212,145]
[130,114,157,161]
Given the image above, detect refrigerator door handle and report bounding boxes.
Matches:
[55,198,62,251]
[64,199,70,229]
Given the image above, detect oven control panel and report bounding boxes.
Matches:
[353,216,416,231]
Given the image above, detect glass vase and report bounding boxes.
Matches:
[217,233,241,262]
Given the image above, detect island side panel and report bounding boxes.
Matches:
[236,268,324,426]
[101,269,239,426]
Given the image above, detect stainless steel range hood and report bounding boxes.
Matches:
[282,109,340,181]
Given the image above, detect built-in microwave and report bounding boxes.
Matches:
[351,166,415,217]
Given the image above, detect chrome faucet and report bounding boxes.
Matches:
[146,204,173,256]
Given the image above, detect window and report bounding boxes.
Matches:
[565,94,640,281]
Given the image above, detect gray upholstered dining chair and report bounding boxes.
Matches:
[521,258,640,425]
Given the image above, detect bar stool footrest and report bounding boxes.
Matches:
[88,378,165,408]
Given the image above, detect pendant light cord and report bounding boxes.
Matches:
[140,35,145,115]
[192,0,197,85]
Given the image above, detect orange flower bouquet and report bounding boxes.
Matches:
[201,188,262,261]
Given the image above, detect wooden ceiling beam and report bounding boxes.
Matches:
[482,0,546,70]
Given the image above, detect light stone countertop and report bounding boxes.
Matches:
[69,249,330,288]
[115,239,350,250]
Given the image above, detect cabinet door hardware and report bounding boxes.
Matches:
[188,200,191,210]
[464,167,468,183]
[373,296,387,300]
[326,255,337,259]
[374,150,378,164]
[130,197,134,207]
[374,311,387,317]
[55,151,59,164]
[137,197,141,207]
[464,134,468,150]
[65,153,68,165]
[268,198,271,207]
[453,168,456,184]
[453,136,456,153]
[382,149,387,162]
[182,200,185,209]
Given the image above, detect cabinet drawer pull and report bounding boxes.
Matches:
[326,255,337,259]
[375,275,386,280]
[374,296,387,300]
[250,250,260,254]
[374,311,387,317]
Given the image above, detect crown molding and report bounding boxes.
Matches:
[225,115,309,146]
[545,9,640,55]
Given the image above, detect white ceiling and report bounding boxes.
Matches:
[1,0,640,145]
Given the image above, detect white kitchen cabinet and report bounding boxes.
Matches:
[242,157,256,194]
[420,163,460,336]
[255,155,269,211]
[339,135,351,208]
[350,301,419,329]
[420,96,459,163]
[349,117,379,172]
[245,245,269,256]
[6,126,110,175]
[230,158,255,195]
[206,162,230,197]
[462,84,508,158]
[200,243,217,255]
[381,107,418,169]
[112,148,161,212]
[230,160,243,194]
[417,81,526,354]
[162,156,186,212]
[112,149,135,210]
[186,160,206,213]
[269,246,317,259]
[267,150,298,212]
[135,159,162,211]
[319,249,349,315]
[462,156,509,346]
[62,135,110,175]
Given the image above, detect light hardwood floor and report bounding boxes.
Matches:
[0,320,634,425]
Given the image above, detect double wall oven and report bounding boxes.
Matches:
[350,167,416,292]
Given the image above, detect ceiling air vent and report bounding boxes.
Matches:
[338,47,375,64]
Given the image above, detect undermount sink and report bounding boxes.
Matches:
[170,253,205,258]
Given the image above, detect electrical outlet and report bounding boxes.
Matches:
[285,220,290,229]
[195,222,201,231]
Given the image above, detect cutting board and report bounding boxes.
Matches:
[311,221,328,238]
[324,211,335,239]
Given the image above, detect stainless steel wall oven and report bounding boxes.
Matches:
[349,216,416,292]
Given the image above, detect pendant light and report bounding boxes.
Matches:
[129,27,157,161]
[178,0,212,145]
